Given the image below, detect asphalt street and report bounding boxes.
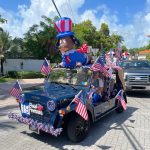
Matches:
[0,84,150,150]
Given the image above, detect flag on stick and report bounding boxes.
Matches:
[73,90,88,121]
[40,58,51,76]
[116,90,126,110]
[10,80,22,98]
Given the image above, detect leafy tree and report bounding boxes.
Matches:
[0,30,11,75]
[73,20,97,47]
[23,16,59,62]
[99,23,109,37]
[0,15,7,31]
[146,53,150,61]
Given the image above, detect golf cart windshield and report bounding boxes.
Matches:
[48,68,92,86]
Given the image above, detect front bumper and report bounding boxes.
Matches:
[8,112,62,136]
[125,83,150,91]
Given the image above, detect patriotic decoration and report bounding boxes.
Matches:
[77,43,88,53]
[40,58,51,76]
[10,80,22,98]
[54,17,74,38]
[91,56,111,77]
[116,90,127,110]
[8,112,62,137]
[73,90,88,121]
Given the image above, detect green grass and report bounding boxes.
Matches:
[0,77,14,83]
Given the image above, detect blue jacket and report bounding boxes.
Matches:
[62,49,88,68]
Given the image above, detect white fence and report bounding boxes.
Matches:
[3,59,48,74]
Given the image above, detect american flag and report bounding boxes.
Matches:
[91,56,111,77]
[73,90,88,121]
[116,90,126,110]
[40,58,51,76]
[10,80,22,98]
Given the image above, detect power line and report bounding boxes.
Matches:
[52,0,61,18]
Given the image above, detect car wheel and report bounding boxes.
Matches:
[67,114,90,142]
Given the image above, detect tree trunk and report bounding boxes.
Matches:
[0,58,4,76]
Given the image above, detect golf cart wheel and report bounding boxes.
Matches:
[67,114,90,142]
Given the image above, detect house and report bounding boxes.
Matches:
[138,49,150,60]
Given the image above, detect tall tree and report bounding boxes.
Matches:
[73,20,97,47]
[0,15,7,32]
[23,16,59,62]
[0,31,11,75]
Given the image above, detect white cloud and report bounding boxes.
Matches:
[0,0,150,48]
[0,0,84,37]
[79,3,150,49]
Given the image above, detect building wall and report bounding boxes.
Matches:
[4,59,47,74]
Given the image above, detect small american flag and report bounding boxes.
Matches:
[10,80,22,98]
[91,57,111,77]
[40,58,51,76]
[73,90,88,121]
[91,45,111,77]
[116,90,126,110]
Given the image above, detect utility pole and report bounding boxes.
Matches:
[52,0,62,18]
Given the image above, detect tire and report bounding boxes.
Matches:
[67,114,90,142]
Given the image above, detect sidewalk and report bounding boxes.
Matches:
[0,78,44,107]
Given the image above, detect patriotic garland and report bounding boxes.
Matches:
[8,112,62,137]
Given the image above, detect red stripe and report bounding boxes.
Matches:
[69,19,72,31]
[61,20,65,32]
[10,88,20,97]
[75,102,88,120]
[40,66,50,75]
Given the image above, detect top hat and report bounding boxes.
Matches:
[54,17,74,39]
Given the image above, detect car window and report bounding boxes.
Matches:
[120,61,150,68]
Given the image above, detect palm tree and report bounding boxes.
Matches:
[0,30,11,75]
[0,15,7,31]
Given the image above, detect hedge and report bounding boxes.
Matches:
[7,71,45,79]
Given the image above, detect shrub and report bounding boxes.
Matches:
[7,71,45,79]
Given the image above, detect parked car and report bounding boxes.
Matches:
[119,60,150,92]
[9,67,127,142]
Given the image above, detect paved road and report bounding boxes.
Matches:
[0,91,150,150]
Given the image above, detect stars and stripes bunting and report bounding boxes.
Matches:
[73,90,88,121]
[40,58,51,76]
[10,80,22,98]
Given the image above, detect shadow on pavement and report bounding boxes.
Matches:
[127,91,150,98]
[0,104,18,112]
[20,106,138,150]
[0,83,43,100]
[0,120,18,130]
[0,105,19,130]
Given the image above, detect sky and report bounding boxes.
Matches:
[0,0,150,49]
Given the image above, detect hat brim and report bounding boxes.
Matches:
[56,31,74,39]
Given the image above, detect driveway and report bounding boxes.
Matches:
[0,91,150,150]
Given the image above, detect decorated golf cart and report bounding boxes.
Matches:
[8,17,127,142]
[8,64,127,142]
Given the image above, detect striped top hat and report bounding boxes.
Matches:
[54,17,74,38]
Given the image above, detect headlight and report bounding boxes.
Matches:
[47,100,56,111]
